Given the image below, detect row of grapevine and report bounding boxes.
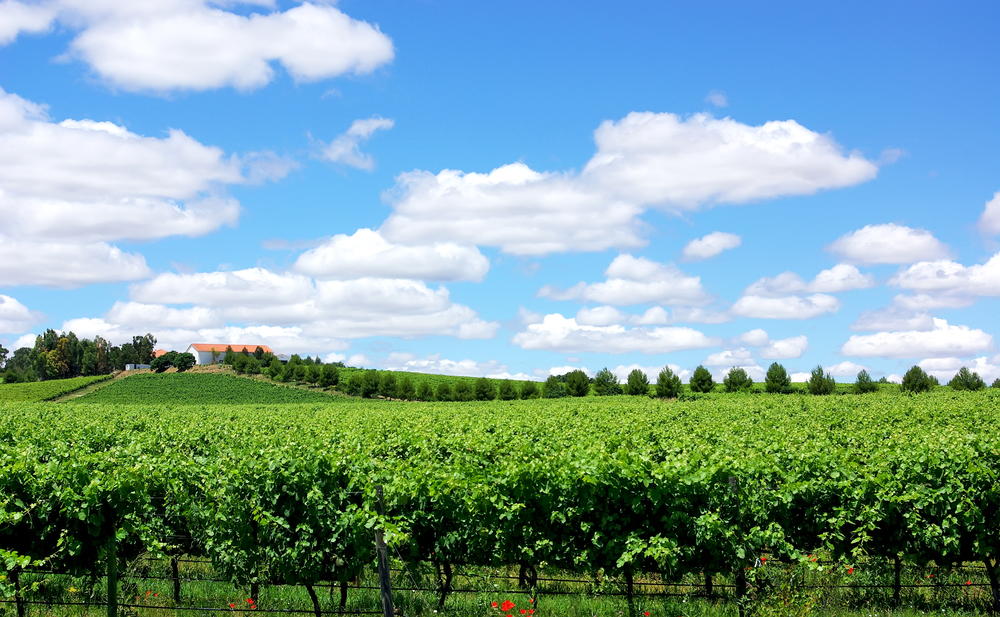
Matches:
[2,391,1000,610]
[0,374,111,402]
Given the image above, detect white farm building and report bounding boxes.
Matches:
[185,344,275,365]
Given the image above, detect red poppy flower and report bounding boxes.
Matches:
[528,611,534,615]
[501,600,516,612]
[521,610,527,615]
[847,567,854,574]
[967,581,973,585]
[760,557,767,563]
[645,613,650,616]
[492,602,499,608]
[230,604,235,609]
[247,599,253,604]
[529,599,534,603]
[154,594,158,597]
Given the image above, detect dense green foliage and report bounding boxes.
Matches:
[764,362,792,393]
[807,365,836,395]
[624,368,650,396]
[3,390,1000,607]
[592,367,622,396]
[723,367,753,393]
[950,366,986,391]
[73,373,334,404]
[563,370,591,397]
[0,375,110,402]
[901,365,937,393]
[854,369,879,394]
[688,365,715,393]
[655,366,682,398]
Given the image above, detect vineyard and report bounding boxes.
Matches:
[1,389,1000,616]
[0,375,111,402]
[73,372,338,404]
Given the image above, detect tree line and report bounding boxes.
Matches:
[0,330,161,384]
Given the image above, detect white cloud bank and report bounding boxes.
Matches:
[0,1,394,92]
[381,112,878,256]
[320,117,394,171]
[379,353,531,380]
[918,356,1000,384]
[512,313,719,354]
[293,229,489,282]
[682,231,741,261]
[888,252,1000,305]
[731,294,841,320]
[538,254,710,306]
[0,87,278,287]
[841,318,993,358]
[828,223,950,265]
[0,294,41,334]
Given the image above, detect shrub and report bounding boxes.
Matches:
[435,381,453,402]
[360,370,380,398]
[3,369,18,384]
[306,365,321,384]
[993,378,1000,389]
[267,358,283,379]
[497,379,518,401]
[854,369,878,394]
[378,372,397,398]
[474,377,497,401]
[223,346,236,365]
[564,370,591,397]
[519,381,539,399]
[319,364,340,388]
[150,352,175,373]
[230,354,247,374]
[416,381,434,401]
[807,365,836,395]
[592,367,622,396]
[293,364,307,383]
[949,366,986,391]
[765,362,792,394]
[724,367,753,393]
[398,376,416,400]
[689,365,715,393]
[174,352,196,372]
[454,381,474,402]
[655,366,682,399]
[345,373,364,396]
[901,365,935,393]
[543,375,565,398]
[624,369,650,396]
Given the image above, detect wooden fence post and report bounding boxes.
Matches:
[729,477,746,617]
[107,528,118,617]
[374,486,395,617]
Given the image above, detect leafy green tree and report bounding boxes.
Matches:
[306,365,321,384]
[267,358,283,379]
[854,369,879,394]
[497,379,518,401]
[133,333,157,365]
[949,366,986,391]
[543,375,565,398]
[293,363,307,382]
[807,365,836,395]
[624,369,650,396]
[655,366,682,399]
[723,367,753,393]
[253,346,265,361]
[398,376,416,400]
[378,372,398,398]
[689,365,715,393]
[435,381,454,402]
[764,362,792,393]
[474,377,497,401]
[901,365,935,393]
[46,337,71,379]
[150,352,178,373]
[564,370,591,397]
[592,367,622,396]
[360,370,380,398]
[4,368,19,383]
[319,364,340,388]
[415,381,434,401]
[993,377,1000,389]
[454,380,474,402]
[231,354,248,374]
[174,352,195,372]
[519,381,539,399]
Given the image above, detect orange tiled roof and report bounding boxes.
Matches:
[189,344,274,354]
[153,349,169,358]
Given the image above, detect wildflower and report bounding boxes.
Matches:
[230,604,235,609]
[847,567,854,574]
[760,557,767,563]
[529,611,534,615]
[154,593,158,597]
[529,599,534,603]
[645,613,650,616]
[521,610,527,615]
[967,581,973,585]
[493,602,499,608]
[501,600,516,612]
[247,599,253,604]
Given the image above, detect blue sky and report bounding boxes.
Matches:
[2,0,999,383]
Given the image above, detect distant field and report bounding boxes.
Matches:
[73,372,337,404]
[0,375,111,402]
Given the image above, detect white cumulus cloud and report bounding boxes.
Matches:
[824,361,870,377]
[759,335,809,359]
[511,313,719,354]
[977,192,1000,235]
[1,1,394,92]
[293,228,489,282]
[888,252,1000,303]
[730,294,841,320]
[682,231,741,261]
[850,305,935,332]
[538,254,710,306]
[380,353,529,380]
[841,318,993,358]
[918,356,1000,384]
[381,112,877,256]
[828,223,950,265]
[0,294,41,334]
[743,264,875,297]
[320,117,394,171]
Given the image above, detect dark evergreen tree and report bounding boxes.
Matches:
[764,362,792,393]
[723,367,753,393]
[624,369,650,396]
[689,365,715,393]
[564,370,591,397]
[655,366,682,398]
